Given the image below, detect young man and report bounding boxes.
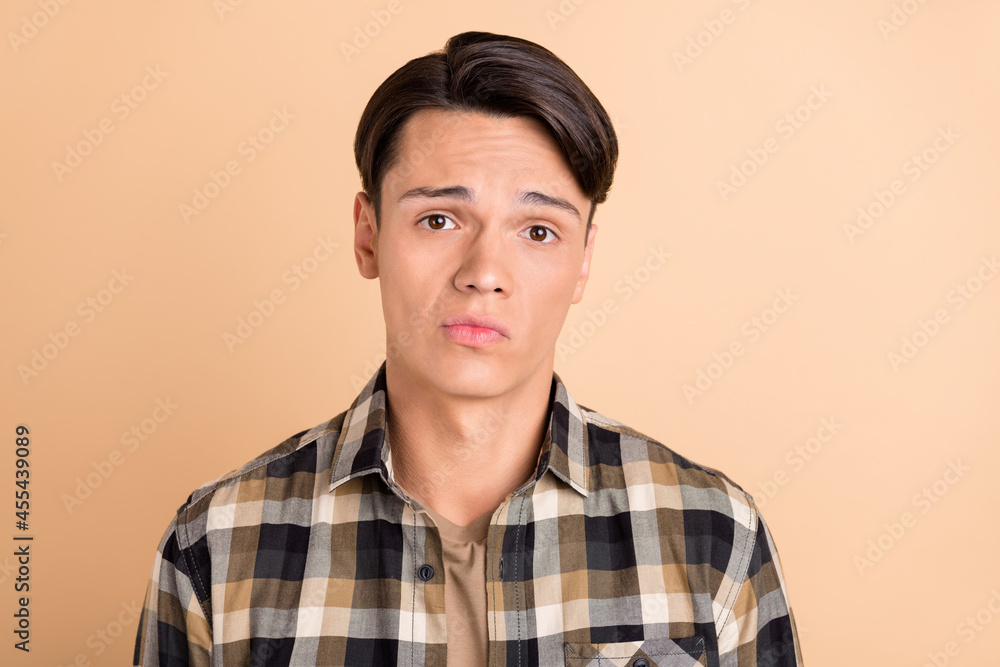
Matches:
[135,32,802,666]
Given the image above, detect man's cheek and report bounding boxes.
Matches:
[407,309,427,330]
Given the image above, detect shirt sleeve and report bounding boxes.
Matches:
[717,497,804,666]
[133,512,213,667]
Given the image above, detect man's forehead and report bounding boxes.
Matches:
[397,109,560,157]
[402,107,545,136]
[386,108,583,200]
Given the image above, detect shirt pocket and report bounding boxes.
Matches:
[563,635,707,667]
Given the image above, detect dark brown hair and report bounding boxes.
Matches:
[353,31,618,241]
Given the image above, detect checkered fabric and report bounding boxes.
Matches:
[134,361,802,666]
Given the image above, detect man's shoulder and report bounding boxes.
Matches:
[577,403,757,516]
[171,410,349,527]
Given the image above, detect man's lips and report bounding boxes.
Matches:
[440,313,510,347]
[441,313,510,338]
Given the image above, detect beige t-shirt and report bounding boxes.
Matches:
[419,503,491,666]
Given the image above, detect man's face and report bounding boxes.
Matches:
[353,108,596,399]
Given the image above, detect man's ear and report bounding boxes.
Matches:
[571,223,597,304]
[354,191,379,279]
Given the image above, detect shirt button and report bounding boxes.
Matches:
[633,660,649,667]
[417,564,434,581]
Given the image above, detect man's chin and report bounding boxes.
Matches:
[390,349,508,399]
[430,358,508,398]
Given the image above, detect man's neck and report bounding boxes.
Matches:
[384,361,553,527]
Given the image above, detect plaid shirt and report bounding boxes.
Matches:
[134,361,803,666]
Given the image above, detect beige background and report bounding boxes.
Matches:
[3,0,999,664]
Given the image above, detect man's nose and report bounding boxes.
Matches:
[453,228,509,295]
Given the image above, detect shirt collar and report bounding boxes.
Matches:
[329,361,590,498]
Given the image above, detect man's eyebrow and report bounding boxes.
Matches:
[397,186,475,203]
[517,190,581,223]
[398,186,581,223]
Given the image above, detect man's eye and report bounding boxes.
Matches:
[520,225,557,243]
[418,214,456,230]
